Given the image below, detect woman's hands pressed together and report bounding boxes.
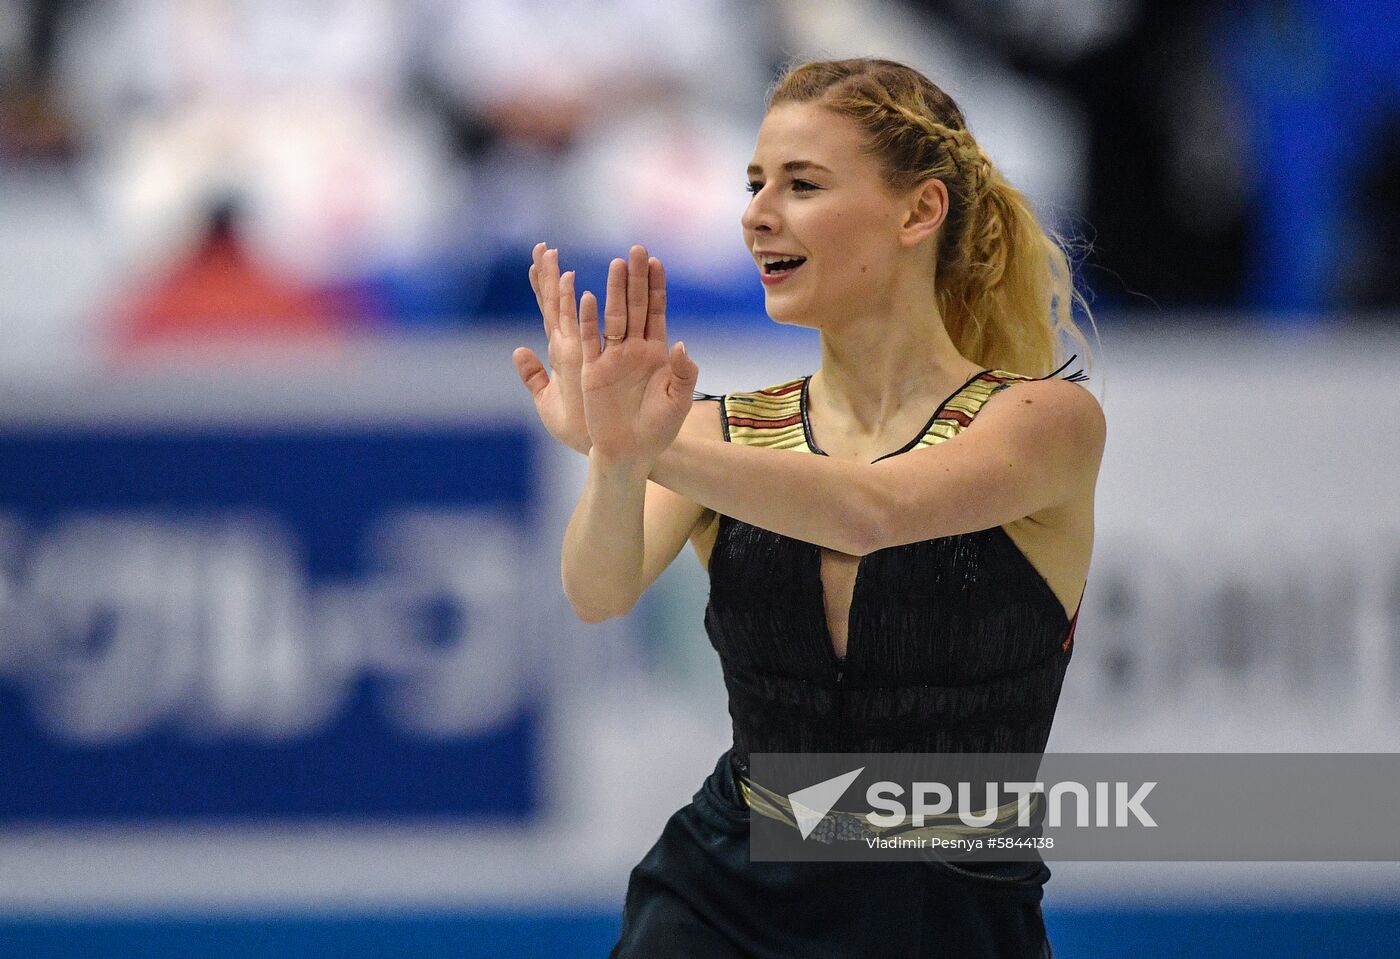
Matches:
[513,242,699,472]
[524,243,702,623]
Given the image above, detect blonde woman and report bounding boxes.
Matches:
[514,57,1104,959]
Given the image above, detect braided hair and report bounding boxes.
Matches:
[766,57,1095,380]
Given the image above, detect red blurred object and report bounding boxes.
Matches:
[113,207,363,350]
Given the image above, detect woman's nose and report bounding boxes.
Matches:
[741,191,778,235]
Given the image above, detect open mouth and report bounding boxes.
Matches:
[763,256,807,276]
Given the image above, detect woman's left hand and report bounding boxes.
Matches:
[578,244,698,470]
[513,243,590,454]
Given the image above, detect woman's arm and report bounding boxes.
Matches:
[645,437,876,556]
[561,400,720,622]
[518,244,720,622]
[647,377,1104,555]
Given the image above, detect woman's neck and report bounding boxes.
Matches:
[810,306,980,434]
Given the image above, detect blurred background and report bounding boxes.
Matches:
[2,0,1399,956]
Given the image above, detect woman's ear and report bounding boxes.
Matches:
[899,177,948,248]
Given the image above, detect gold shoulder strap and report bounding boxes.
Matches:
[907,369,1038,451]
[722,376,813,452]
[718,360,1084,455]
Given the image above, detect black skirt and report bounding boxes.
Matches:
[610,750,1053,959]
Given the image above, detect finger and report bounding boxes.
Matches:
[626,244,648,340]
[528,264,547,333]
[669,341,699,396]
[559,270,577,342]
[529,242,549,332]
[512,347,550,398]
[579,290,602,362]
[532,240,546,286]
[529,242,545,299]
[669,338,697,380]
[543,248,561,336]
[646,256,667,341]
[602,259,627,343]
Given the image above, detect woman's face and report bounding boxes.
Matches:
[741,102,924,329]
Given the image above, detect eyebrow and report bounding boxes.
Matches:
[745,160,833,176]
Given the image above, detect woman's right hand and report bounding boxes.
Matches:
[512,242,591,455]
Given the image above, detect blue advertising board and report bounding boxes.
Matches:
[0,424,541,822]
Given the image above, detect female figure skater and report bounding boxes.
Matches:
[512,57,1103,959]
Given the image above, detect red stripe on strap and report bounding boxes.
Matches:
[728,413,803,430]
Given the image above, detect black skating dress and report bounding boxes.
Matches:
[610,361,1088,959]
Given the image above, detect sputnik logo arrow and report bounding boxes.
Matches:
[787,767,865,839]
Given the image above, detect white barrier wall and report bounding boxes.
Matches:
[1,322,1397,914]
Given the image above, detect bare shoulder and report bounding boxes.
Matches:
[971,378,1101,607]
[979,376,1106,466]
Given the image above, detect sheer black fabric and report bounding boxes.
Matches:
[709,520,1075,774]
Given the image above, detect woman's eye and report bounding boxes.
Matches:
[744,180,818,195]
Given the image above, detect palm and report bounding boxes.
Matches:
[578,245,697,466]
[531,371,580,444]
[535,318,584,435]
[582,337,680,460]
